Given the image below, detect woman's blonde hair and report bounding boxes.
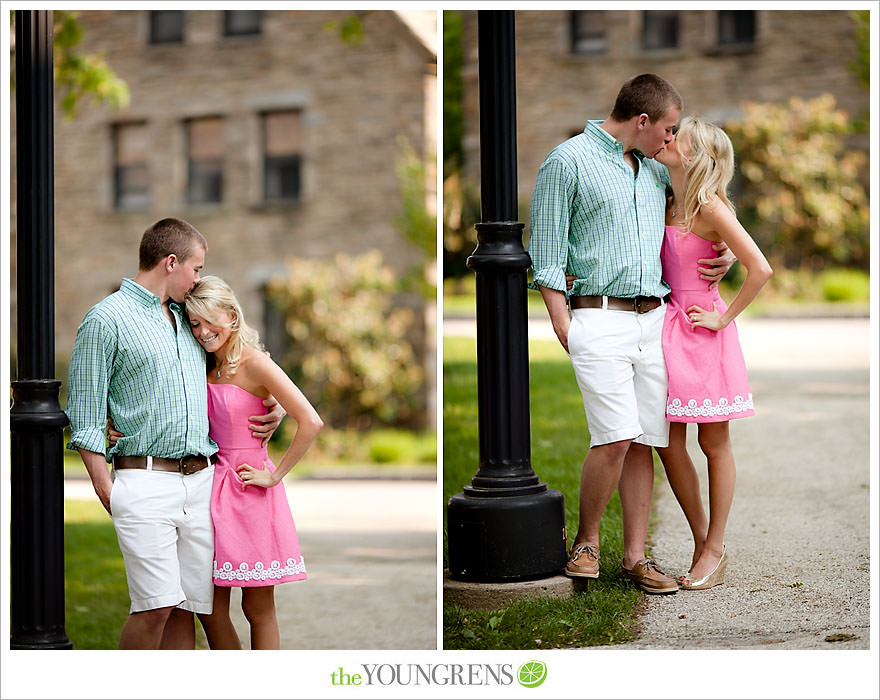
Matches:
[184,275,266,375]
[676,116,736,231]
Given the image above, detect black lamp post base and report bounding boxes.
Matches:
[11,634,74,650]
[447,485,567,582]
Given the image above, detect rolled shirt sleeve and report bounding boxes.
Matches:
[528,156,577,293]
[66,312,116,456]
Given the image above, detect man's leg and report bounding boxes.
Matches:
[615,303,677,593]
[618,442,655,569]
[159,608,196,649]
[112,470,191,646]
[172,467,216,648]
[574,439,632,546]
[119,606,175,649]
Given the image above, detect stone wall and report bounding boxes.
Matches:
[460,10,868,216]
[12,9,436,366]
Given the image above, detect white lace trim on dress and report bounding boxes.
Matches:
[213,555,306,582]
[667,393,753,418]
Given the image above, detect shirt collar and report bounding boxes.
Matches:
[120,278,181,312]
[584,120,645,161]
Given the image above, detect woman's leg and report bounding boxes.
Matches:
[655,421,709,571]
[688,421,736,581]
[197,586,242,649]
[241,586,280,650]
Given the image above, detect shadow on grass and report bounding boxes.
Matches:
[443,337,646,649]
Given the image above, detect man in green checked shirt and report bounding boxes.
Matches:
[66,218,284,648]
[528,74,734,593]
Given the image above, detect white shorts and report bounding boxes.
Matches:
[109,466,215,615]
[567,304,669,449]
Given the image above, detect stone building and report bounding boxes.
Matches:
[458,9,867,213]
[11,9,437,423]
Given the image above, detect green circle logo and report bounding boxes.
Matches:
[517,660,547,688]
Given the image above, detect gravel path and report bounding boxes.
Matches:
[615,317,871,649]
[446,314,871,650]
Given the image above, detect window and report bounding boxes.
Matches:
[224,10,262,36]
[642,11,678,51]
[113,123,149,210]
[150,11,184,44]
[261,290,290,363]
[263,111,302,203]
[718,11,755,46]
[187,117,224,205]
[570,11,607,54]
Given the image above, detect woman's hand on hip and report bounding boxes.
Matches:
[687,302,725,331]
[236,462,278,490]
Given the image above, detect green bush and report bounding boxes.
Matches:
[367,430,416,463]
[266,250,424,430]
[726,94,869,271]
[820,268,870,302]
[366,429,437,464]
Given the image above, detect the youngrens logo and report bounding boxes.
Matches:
[330,661,547,688]
[516,661,547,688]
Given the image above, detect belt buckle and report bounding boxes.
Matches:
[633,297,645,313]
[179,456,200,475]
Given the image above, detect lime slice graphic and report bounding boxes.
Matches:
[517,660,547,688]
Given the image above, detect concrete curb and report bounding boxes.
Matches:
[443,570,583,610]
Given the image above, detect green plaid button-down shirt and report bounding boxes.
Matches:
[66,278,217,461]
[528,120,671,299]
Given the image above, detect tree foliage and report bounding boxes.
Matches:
[443,10,464,171]
[324,13,365,47]
[725,94,869,271]
[11,10,130,119]
[395,137,437,299]
[849,10,869,89]
[266,251,424,430]
[442,171,480,279]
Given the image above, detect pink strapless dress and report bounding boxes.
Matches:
[207,382,306,587]
[661,225,754,423]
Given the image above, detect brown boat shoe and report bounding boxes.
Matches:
[565,542,600,578]
[620,558,678,594]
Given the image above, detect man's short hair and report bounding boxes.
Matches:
[138,218,207,271]
[610,73,683,123]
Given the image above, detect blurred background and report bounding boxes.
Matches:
[444,9,869,311]
[10,9,438,471]
[441,9,870,650]
[9,9,438,650]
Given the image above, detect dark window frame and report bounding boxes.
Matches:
[185,117,225,206]
[570,10,607,55]
[149,10,184,45]
[262,111,303,205]
[642,10,679,51]
[223,10,263,37]
[717,10,756,47]
[263,154,302,204]
[112,122,150,211]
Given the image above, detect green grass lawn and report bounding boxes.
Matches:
[64,500,210,649]
[64,499,128,649]
[443,336,647,649]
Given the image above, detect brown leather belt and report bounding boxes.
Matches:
[113,455,212,475]
[570,294,668,314]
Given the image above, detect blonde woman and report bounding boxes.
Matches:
[653,116,772,589]
[184,276,323,647]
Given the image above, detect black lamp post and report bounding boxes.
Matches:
[446,11,566,582]
[11,10,73,649]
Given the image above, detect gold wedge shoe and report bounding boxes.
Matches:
[679,545,728,590]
